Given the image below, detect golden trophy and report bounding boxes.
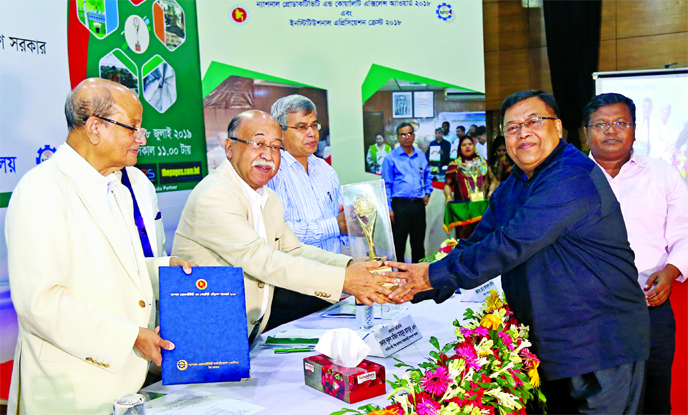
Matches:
[460,159,487,202]
[351,195,393,277]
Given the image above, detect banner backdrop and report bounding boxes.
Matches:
[195,1,486,185]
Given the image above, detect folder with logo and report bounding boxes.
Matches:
[159,266,250,385]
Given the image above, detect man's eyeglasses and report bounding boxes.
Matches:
[504,116,557,136]
[398,132,414,138]
[231,137,285,153]
[586,121,634,131]
[95,116,147,140]
[285,122,321,133]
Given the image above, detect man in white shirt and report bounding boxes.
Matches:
[474,126,488,160]
[6,78,193,414]
[266,95,348,329]
[584,93,688,414]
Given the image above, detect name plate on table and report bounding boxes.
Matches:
[365,314,422,357]
[160,266,250,385]
[461,278,501,303]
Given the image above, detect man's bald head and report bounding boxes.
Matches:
[225,110,283,190]
[65,78,138,131]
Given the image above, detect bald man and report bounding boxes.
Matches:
[6,78,193,414]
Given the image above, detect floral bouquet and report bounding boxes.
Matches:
[419,238,458,263]
[332,290,546,415]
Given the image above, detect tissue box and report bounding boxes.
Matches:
[303,354,386,404]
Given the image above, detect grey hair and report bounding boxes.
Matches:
[270,94,317,130]
[64,85,115,131]
[227,113,245,139]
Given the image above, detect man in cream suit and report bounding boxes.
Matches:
[173,110,399,342]
[5,78,192,414]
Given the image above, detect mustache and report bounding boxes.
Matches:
[252,158,276,171]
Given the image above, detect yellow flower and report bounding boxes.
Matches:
[527,361,540,387]
[485,289,503,312]
[369,409,401,415]
[480,313,502,330]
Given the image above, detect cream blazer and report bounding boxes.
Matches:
[5,145,168,414]
[172,159,350,337]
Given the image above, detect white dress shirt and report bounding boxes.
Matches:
[267,151,344,253]
[476,141,488,160]
[591,151,688,287]
[227,161,270,320]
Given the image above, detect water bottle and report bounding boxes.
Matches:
[355,300,374,330]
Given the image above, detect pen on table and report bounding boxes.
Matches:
[274,347,315,354]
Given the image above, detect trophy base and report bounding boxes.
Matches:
[371,266,397,289]
[469,192,485,202]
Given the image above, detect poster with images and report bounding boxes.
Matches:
[71,0,208,192]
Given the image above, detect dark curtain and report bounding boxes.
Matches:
[543,1,602,150]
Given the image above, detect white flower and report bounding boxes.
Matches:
[484,388,524,413]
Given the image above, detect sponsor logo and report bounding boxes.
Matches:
[177,360,188,371]
[436,3,453,21]
[136,163,158,184]
[36,145,57,164]
[196,279,208,290]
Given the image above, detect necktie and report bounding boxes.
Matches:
[120,168,154,257]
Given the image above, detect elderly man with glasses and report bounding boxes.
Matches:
[172,110,397,344]
[386,90,650,414]
[262,95,349,330]
[6,78,194,414]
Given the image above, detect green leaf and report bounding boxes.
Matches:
[329,409,361,415]
[441,342,456,354]
[429,336,440,350]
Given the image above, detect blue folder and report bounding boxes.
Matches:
[160,266,250,385]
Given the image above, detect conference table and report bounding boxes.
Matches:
[143,283,498,414]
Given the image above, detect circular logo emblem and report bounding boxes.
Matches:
[36,145,57,164]
[230,6,249,25]
[436,3,453,21]
[196,279,208,290]
[177,360,188,371]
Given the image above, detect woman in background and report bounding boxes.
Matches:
[489,135,514,183]
[444,135,497,239]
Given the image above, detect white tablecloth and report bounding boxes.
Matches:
[145,280,501,415]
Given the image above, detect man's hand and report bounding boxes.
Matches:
[169,257,196,274]
[134,326,174,366]
[389,211,395,225]
[423,195,430,206]
[343,260,402,306]
[384,261,433,303]
[337,204,348,235]
[644,264,680,307]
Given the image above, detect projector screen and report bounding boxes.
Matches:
[594,68,688,179]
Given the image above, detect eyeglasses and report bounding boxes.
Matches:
[95,116,147,140]
[586,121,635,131]
[504,116,557,136]
[285,122,321,133]
[398,132,414,138]
[231,137,285,153]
